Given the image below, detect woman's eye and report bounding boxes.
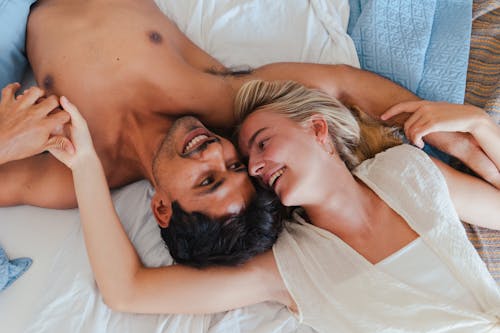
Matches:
[200,176,214,186]
[258,139,268,150]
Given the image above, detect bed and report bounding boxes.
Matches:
[0,0,498,332]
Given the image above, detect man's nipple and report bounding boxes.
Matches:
[43,74,54,91]
[148,31,163,44]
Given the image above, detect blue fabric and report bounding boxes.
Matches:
[0,0,37,88]
[347,0,472,104]
[0,245,32,291]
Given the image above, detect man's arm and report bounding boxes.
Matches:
[0,154,77,208]
[252,63,497,181]
[251,63,419,123]
[0,83,77,208]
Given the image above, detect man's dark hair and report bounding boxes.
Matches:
[160,188,284,268]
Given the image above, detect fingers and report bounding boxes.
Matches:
[60,96,86,125]
[17,86,46,109]
[34,95,61,115]
[381,100,422,120]
[46,110,71,130]
[45,135,75,155]
[1,82,21,104]
[407,122,434,148]
[405,113,434,147]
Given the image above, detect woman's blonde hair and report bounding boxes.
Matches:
[234,80,401,170]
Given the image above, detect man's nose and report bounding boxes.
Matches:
[201,141,226,168]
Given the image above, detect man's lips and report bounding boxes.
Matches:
[182,128,213,154]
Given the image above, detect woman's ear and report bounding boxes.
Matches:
[151,192,172,228]
[309,115,330,144]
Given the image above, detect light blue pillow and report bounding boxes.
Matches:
[0,0,37,89]
[0,245,32,291]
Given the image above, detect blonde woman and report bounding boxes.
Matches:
[46,78,500,332]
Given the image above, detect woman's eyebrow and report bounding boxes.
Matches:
[247,127,268,150]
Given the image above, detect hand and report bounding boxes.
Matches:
[47,96,97,170]
[381,100,487,148]
[0,83,71,164]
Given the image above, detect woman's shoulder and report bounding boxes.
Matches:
[355,144,432,175]
[373,143,427,162]
[353,144,448,197]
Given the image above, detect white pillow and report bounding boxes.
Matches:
[155,0,359,68]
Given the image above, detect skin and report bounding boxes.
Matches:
[0,0,490,212]
[239,109,420,262]
[150,116,255,224]
[382,101,500,188]
[43,98,499,317]
[239,107,500,233]
[0,83,70,165]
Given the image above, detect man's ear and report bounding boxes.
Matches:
[151,192,172,228]
[309,115,330,144]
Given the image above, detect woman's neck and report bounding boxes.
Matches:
[302,171,380,239]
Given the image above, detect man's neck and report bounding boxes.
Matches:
[98,108,173,188]
[128,113,173,184]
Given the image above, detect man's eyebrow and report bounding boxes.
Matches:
[247,127,268,151]
[200,179,225,195]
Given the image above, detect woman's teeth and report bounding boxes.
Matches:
[184,134,209,154]
[269,168,285,188]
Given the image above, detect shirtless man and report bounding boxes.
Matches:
[0,0,490,213]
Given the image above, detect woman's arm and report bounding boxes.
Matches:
[432,157,500,230]
[383,101,500,188]
[48,97,285,314]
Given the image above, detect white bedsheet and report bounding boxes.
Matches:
[0,1,359,332]
[24,181,311,333]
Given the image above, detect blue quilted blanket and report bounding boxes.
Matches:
[347,0,472,103]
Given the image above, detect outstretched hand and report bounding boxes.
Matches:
[381,101,487,148]
[47,96,96,170]
[0,83,71,164]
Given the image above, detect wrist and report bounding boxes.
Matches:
[0,138,17,165]
[470,112,493,136]
[70,149,100,172]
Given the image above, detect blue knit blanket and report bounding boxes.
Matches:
[347,0,472,103]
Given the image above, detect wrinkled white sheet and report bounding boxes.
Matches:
[0,0,359,332]
[25,181,312,333]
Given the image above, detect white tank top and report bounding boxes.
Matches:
[273,144,500,332]
[377,237,483,312]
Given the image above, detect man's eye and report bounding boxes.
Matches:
[228,162,243,170]
[200,176,214,186]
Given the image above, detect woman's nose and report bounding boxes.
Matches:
[248,156,264,177]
